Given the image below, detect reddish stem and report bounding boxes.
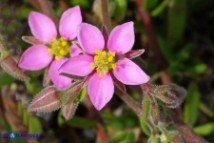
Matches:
[37,0,59,26]
[101,0,110,31]
[135,0,168,70]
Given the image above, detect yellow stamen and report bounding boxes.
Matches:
[105,67,109,73]
[47,48,52,54]
[60,37,64,41]
[111,52,116,57]
[101,51,107,56]
[95,49,100,54]
[99,72,104,77]
[94,55,98,61]
[108,56,113,62]
[55,56,60,60]
[59,49,66,55]
[112,64,117,70]
[61,41,67,46]
[96,67,101,72]
[90,62,95,68]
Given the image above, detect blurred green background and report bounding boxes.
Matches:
[0,0,214,142]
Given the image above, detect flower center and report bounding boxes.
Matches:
[90,49,117,77]
[47,37,70,60]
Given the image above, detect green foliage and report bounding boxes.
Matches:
[168,0,187,45]
[194,122,214,136]
[69,0,92,9]
[18,102,42,134]
[184,83,200,126]
[28,116,42,134]
[109,131,135,143]
[65,116,97,128]
[113,0,127,21]
[0,72,14,86]
[139,118,151,136]
[102,113,138,130]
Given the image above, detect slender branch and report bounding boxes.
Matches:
[172,117,207,143]
[101,0,110,31]
[37,0,59,26]
[116,84,206,142]
[135,0,168,70]
[115,88,142,116]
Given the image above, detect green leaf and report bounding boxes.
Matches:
[143,0,159,11]
[184,83,200,126]
[151,0,169,17]
[0,72,14,86]
[148,135,161,143]
[70,0,92,9]
[139,119,151,136]
[66,116,97,128]
[142,95,151,120]
[194,122,214,136]
[102,113,138,130]
[28,116,42,134]
[1,116,12,132]
[79,87,87,102]
[113,0,127,21]
[168,0,187,46]
[109,131,135,143]
[23,110,29,126]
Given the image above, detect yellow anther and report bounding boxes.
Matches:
[99,72,104,77]
[90,62,95,68]
[95,49,100,54]
[60,37,64,41]
[55,56,60,60]
[108,56,113,62]
[105,67,109,73]
[59,49,66,55]
[47,48,52,54]
[112,64,117,70]
[94,56,98,61]
[101,51,107,56]
[111,52,116,57]
[96,67,101,72]
[61,41,67,46]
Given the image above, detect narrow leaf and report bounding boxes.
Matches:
[124,49,145,59]
[150,98,159,125]
[194,122,214,136]
[0,56,29,81]
[62,99,79,120]
[142,94,151,120]
[28,86,61,112]
[184,83,200,126]
[139,119,151,136]
[22,36,45,45]
[42,68,51,87]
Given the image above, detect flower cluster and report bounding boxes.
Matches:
[19,6,150,110]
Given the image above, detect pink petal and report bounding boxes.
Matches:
[88,73,114,110]
[107,22,134,55]
[28,11,57,43]
[113,58,150,85]
[59,55,94,76]
[70,43,82,57]
[18,44,53,70]
[49,58,72,90]
[78,23,104,54]
[59,6,82,40]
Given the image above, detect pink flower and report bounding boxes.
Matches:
[59,22,150,110]
[18,6,82,90]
